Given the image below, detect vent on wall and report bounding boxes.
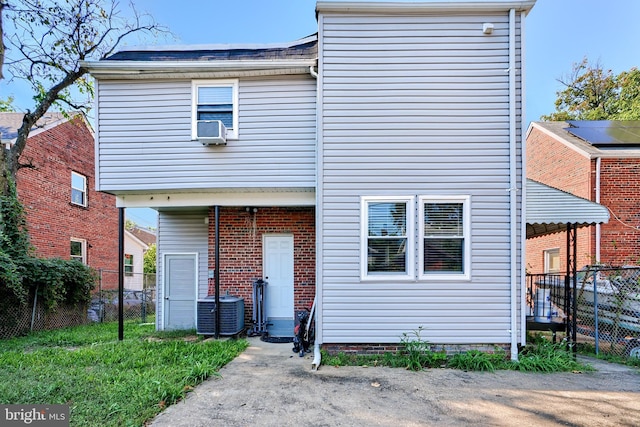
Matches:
[197,295,245,335]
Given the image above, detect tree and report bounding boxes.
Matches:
[0,0,168,196]
[542,58,640,121]
[612,68,640,120]
[0,96,14,112]
[143,243,156,274]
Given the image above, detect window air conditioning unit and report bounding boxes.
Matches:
[197,295,245,335]
[197,120,227,145]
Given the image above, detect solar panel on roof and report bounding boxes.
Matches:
[564,120,640,148]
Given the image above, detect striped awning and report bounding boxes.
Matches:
[526,179,610,238]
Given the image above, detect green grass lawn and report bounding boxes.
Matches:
[0,321,248,426]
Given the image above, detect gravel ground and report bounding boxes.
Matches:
[149,337,640,427]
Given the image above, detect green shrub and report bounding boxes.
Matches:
[21,257,96,310]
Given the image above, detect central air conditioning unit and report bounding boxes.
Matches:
[197,295,245,335]
[197,120,227,145]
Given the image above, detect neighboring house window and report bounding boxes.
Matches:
[544,248,561,274]
[361,195,470,281]
[71,171,87,206]
[419,196,470,280]
[361,196,414,280]
[192,80,239,139]
[70,238,87,264]
[124,254,134,276]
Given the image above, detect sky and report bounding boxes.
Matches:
[3,0,640,228]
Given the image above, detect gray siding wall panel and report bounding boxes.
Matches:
[97,76,316,191]
[319,11,524,344]
[156,209,208,329]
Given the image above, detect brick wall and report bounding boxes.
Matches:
[207,206,315,324]
[16,116,119,277]
[526,126,595,273]
[598,158,640,265]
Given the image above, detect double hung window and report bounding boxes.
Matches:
[192,80,238,139]
[71,172,87,207]
[71,238,87,264]
[362,195,470,281]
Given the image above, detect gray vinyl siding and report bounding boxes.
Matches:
[156,209,208,329]
[318,12,524,344]
[96,75,316,192]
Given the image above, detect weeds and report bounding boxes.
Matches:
[448,350,507,372]
[323,329,592,373]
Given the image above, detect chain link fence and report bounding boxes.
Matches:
[575,266,640,359]
[527,266,640,360]
[0,271,157,340]
[91,270,157,323]
[0,292,87,340]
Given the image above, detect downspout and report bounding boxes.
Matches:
[214,205,220,340]
[508,8,518,361]
[309,55,321,371]
[519,9,528,349]
[595,157,602,262]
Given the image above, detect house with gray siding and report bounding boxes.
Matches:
[84,0,535,359]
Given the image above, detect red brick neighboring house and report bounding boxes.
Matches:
[526,121,640,273]
[0,112,119,279]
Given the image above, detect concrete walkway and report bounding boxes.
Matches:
[149,337,640,427]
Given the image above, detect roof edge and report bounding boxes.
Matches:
[529,121,592,159]
[316,1,536,14]
[113,34,318,54]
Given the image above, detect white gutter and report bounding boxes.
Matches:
[595,156,602,261]
[519,9,528,348]
[317,1,536,14]
[314,12,325,366]
[508,8,518,362]
[81,59,317,77]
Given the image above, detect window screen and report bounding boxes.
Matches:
[367,202,408,274]
[423,202,464,273]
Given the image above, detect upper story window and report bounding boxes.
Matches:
[192,80,239,140]
[71,171,87,207]
[71,238,87,264]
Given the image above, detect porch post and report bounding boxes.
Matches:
[565,223,577,356]
[118,207,124,341]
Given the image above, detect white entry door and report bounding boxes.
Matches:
[164,253,197,330]
[263,235,294,336]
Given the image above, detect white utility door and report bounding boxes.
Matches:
[164,253,197,330]
[263,235,294,335]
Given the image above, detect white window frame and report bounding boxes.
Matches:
[191,79,239,140]
[544,248,561,274]
[71,171,87,207]
[360,196,415,281]
[70,238,87,264]
[418,195,471,281]
[124,253,134,276]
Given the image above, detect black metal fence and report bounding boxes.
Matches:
[527,266,640,359]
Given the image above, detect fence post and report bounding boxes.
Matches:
[141,282,147,323]
[594,271,599,355]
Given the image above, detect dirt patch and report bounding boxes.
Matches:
[150,337,640,427]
